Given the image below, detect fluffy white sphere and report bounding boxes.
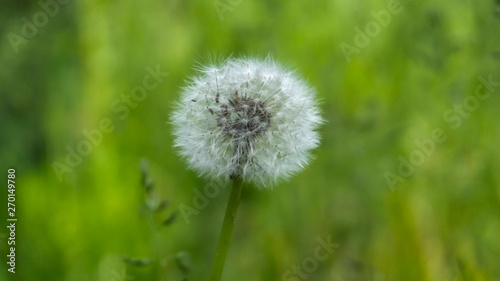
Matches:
[171,57,322,187]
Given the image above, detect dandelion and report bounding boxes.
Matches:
[171,57,322,187]
[170,57,322,281]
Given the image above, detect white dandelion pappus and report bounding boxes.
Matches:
[171,57,322,187]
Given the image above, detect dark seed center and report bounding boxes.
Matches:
[216,97,271,139]
[214,95,271,179]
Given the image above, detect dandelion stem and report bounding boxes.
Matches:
[208,177,244,281]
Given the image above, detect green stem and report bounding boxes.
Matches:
[208,177,244,281]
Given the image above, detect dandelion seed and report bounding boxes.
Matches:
[171,57,323,187]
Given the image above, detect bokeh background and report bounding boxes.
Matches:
[1,0,500,280]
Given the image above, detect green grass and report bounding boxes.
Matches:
[1,0,499,280]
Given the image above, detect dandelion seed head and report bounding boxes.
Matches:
[171,57,323,187]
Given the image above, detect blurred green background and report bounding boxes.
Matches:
[1,0,500,280]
